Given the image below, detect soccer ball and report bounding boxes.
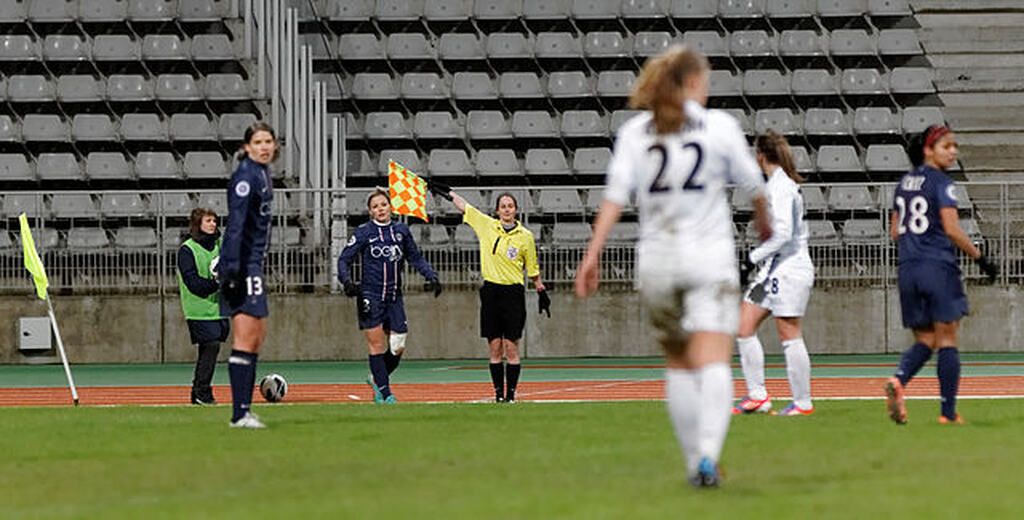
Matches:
[259,373,288,402]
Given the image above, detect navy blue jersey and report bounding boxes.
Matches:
[892,165,959,267]
[337,220,437,301]
[220,157,273,274]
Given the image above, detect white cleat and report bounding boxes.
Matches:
[229,412,266,429]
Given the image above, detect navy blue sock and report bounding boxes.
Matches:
[937,347,960,420]
[895,342,932,386]
[369,354,391,398]
[228,350,258,422]
[505,363,521,401]
[489,363,504,399]
[383,350,402,375]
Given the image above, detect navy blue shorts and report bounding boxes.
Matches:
[357,296,408,333]
[220,269,269,319]
[897,261,968,329]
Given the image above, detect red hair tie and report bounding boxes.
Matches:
[924,125,950,150]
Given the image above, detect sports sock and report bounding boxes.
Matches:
[228,350,257,422]
[193,340,220,397]
[697,362,733,465]
[505,363,521,401]
[369,353,392,398]
[937,347,960,420]
[665,368,701,475]
[383,350,402,375]
[737,335,767,400]
[489,363,504,399]
[782,337,812,410]
[895,342,932,386]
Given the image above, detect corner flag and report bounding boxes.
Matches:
[19,213,49,300]
[388,160,429,222]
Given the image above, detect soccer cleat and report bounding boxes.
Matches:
[938,413,964,424]
[777,403,814,416]
[884,377,908,424]
[383,395,398,404]
[505,389,516,403]
[366,374,383,403]
[689,457,722,489]
[190,390,216,406]
[732,395,772,414]
[229,412,266,429]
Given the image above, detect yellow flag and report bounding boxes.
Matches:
[18,213,49,300]
[388,160,429,222]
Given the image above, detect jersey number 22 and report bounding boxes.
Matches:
[647,142,704,193]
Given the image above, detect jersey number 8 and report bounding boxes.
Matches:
[894,195,929,235]
[647,142,704,193]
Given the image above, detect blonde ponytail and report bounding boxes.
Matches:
[629,45,709,135]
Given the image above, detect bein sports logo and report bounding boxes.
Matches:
[370,244,403,262]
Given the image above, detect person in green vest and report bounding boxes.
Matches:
[177,207,229,405]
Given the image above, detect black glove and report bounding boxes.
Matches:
[538,288,551,318]
[425,278,442,298]
[427,178,453,201]
[343,280,360,297]
[976,255,998,283]
[738,257,756,287]
[220,269,245,308]
[357,297,371,321]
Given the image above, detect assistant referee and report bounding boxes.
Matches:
[431,184,551,403]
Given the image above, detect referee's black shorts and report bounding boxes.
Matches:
[479,281,526,341]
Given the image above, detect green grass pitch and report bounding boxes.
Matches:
[1,399,1021,519]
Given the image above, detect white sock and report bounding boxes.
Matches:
[697,362,733,464]
[737,335,767,400]
[782,337,812,410]
[665,368,701,475]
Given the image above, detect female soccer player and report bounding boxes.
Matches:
[337,189,441,404]
[428,188,550,403]
[177,207,228,405]
[574,45,771,488]
[885,125,997,425]
[220,122,277,429]
[733,131,816,417]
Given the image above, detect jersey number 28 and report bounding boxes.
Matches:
[894,195,929,235]
[647,142,704,193]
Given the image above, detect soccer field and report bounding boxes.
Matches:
[0,399,1021,519]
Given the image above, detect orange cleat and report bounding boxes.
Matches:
[884,377,908,425]
[732,395,772,415]
[938,413,965,424]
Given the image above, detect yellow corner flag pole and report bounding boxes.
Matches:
[19,214,79,406]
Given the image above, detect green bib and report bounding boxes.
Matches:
[178,238,221,320]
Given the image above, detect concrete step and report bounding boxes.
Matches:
[912,1,1024,13]
[934,68,1024,93]
[942,106,1024,132]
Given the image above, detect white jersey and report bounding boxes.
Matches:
[748,167,813,271]
[605,101,765,258]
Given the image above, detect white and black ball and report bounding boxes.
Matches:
[259,373,288,402]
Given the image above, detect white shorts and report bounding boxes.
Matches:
[637,243,741,338]
[744,260,814,317]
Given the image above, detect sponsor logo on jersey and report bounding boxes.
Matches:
[346,235,356,246]
[370,244,403,262]
[235,180,251,197]
[901,175,925,191]
[505,245,519,260]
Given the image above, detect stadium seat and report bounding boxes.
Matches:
[622,0,670,24]
[107,75,154,102]
[633,31,674,58]
[364,112,412,140]
[779,30,826,66]
[121,113,167,140]
[791,68,838,99]
[552,222,592,243]
[142,34,189,61]
[0,35,38,61]
[670,0,718,22]
[128,0,176,21]
[596,70,636,99]
[195,192,228,216]
[829,29,876,61]
[414,112,461,140]
[524,148,571,176]
[376,0,424,22]
[156,192,194,217]
[0,154,34,182]
[475,0,524,21]
[37,153,83,181]
[807,220,839,246]
[452,72,498,103]
[378,149,423,175]
[817,0,867,18]
[877,29,922,57]
[454,223,479,245]
[840,68,887,96]
[561,110,608,138]
[7,75,56,103]
[743,69,790,99]
[114,228,159,249]
[537,189,584,213]
[427,149,474,177]
[802,185,828,213]
[730,30,774,60]
[548,71,592,100]
[271,226,302,247]
[0,0,27,22]
[401,72,448,102]
[708,70,742,100]
[719,0,765,20]
[178,0,231,21]
[573,147,612,175]
[192,34,235,61]
[889,67,936,94]
[901,107,944,134]
[868,0,911,17]
[162,227,188,248]
[488,188,536,214]
[183,152,228,179]
[67,228,111,250]
[51,193,98,218]
[683,31,728,60]
[439,33,486,62]
[853,107,900,139]
[57,75,105,103]
[205,74,249,100]
[170,113,217,141]
[339,34,386,63]
[2,193,45,218]
[842,218,884,244]
[791,145,814,175]
[572,0,619,20]
[29,0,77,22]
[487,33,534,64]
[611,110,643,132]
[754,108,801,136]
[385,33,434,65]
[534,32,583,60]
[828,185,874,211]
[816,145,862,174]
[500,72,545,103]
[523,0,571,21]
[803,108,849,141]
[864,144,910,174]
[73,114,118,143]
[328,0,373,20]
[344,150,376,177]
[512,111,559,138]
[22,115,69,142]
[421,224,451,247]
[766,0,814,19]
[87,153,133,180]
[92,35,140,61]
[467,111,513,141]
[731,188,754,213]
[960,217,981,240]
[0,116,19,141]
[135,151,180,179]
[218,113,258,141]
[475,149,521,176]
[722,108,752,135]
[43,35,89,61]
[101,193,148,217]
[609,222,640,243]
[583,31,630,59]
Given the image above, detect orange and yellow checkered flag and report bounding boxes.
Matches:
[388,160,429,222]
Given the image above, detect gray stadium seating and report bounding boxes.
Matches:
[816,146,862,174]
[142,35,189,61]
[743,69,790,97]
[610,110,643,132]
[271,227,302,247]
[101,193,148,217]
[439,34,486,61]
[378,149,423,175]
[114,228,159,249]
[195,192,228,216]
[364,112,412,140]
[57,75,105,103]
[2,193,45,219]
[22,115,69,142]
[421,225,451,247]
[452,72,498,101]
[454,224,478,246]
[425,0,473,22]
[684,31,728,59]
[869,0,911,17]
[807,220,840,246]
[901,106,944,134]
[156,192,194,217]
[500,72,545,101]
[205,74,249,100]
[376,0,424,22]
[829,29,876,59]
[8,75,56,102]
[802,186,828,213]
[345,150,375,177]
[92,35,140,61]
[755,108,801,135]
[121,114,167,140]
[633,31,673,57]
[609,222,640,243]
[561,110,608,138]
[792,145,815,174]
[107,75,154,101]
[803,108,849,139]
[51,194,98,218]
[723,108,751,135]
[30,0,76,22]
[0,116,19,141]
[0,154,34,182]
[730,30,774,60]
[854,107,900,138]
[828,185,874,211]
[547,71,591,99]
[573,0,619,20]
[890,67,936,94]
[583,31,630,59]
[596,70,636,99]
[0,36,38,62]
[537,189,584,214]
[87,153,134,180]
[183,152,228,179]
[163,227,188,249]
[386,34,434,61]
[328,0,373,20]
[475,149,522,176]
[135,151,180,180]
[401,73,448,101]
[864,144,911,174]
[487,33,534,60]
[842,218,884,244]
[0,0,27,22]
[219,113,258,140]
[512,111,559,138]
[767,0,814,19]
[428,149,474,177]
[44,35,89,61]
[524,0,570,21]
[475,0,522,20]
[178,0,231,22]
[155,74,202,101]
[339,34,385,61]
[37,153,83,181]
[708,70,742,98]
[525,148,572,176]
[720,0,765,19]
[535,32,583,59]
[840,69,887,96]
[67,228,110,250]
[414,112,461,140]
[467,111,513,140]
[877,29,922,57]
[192,35,235,61]
[573,147,612,175]
[170,113,217,141]
[779,30,826,60]
[72,114,117,141]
